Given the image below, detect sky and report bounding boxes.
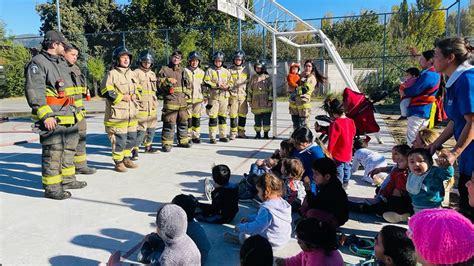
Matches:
[0,0,469,36]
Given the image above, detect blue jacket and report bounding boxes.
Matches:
[292,143,325,181]
[404,67,440,119]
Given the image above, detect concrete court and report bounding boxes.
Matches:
[0,99,398,265]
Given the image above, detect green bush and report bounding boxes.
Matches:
[0,40,31,98]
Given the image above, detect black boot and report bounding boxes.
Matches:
[263,132,270,139]
[144,146,159,153]
[131,148,139,161]
[45,185,72,200]
[63,180,88,190]
[162,145,172,152]
[76,166,97,175]
[255,132,262,139]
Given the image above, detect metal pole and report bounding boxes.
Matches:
[297,48,301,64]
[211,27,215,54]
[165,29,170,63]
[445,9,449,37]
[56,0,61,32]
[382,14,387,89]
[456,0,461,36]
[262,28,266,60]
[238,19,242,50]
[271,33,278,137]
[122,32,126,47]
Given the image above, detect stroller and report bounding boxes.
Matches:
[315,87,386,144]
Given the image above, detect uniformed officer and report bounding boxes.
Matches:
[203,51,233,144]
[133,49,159,156]
[184,51,205,144]
[247,61,273,139]
[158,51,191,152]
[228,50,250,139]
[63,44,97,175]
[100,46,140,172]
[25,30,87,200]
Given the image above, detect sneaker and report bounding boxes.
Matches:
[382,212,410,223]
[210,138,217,144]
[62,180,87,190]
[204,177,214,201]
[223,232,240,245]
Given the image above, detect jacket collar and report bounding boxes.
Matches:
[446,61,474,88]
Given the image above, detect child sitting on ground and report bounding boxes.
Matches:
[301,157,349,228]
[408,209,474,265]
[281,158,306,211]
[351,137,388,185]
[350,144,413,224]
[270,138,295,177]
[137,195,211,265]
[398,67,420,120]
[240,235,274,266]
[287,63,300,102]
[374,225,417,266]
[275,218,344,266]
[324,98,356,189]
[198,164,239,224]
[406,148,454,213]
[142,204,201,265]
[250,157,279,177]
[225,173,292,248]
[239,157,279,200]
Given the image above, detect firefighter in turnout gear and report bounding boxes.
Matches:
[247,61,273,139]
[158,51,191,152]
[133,49,159,157]
[184,51,205,144]
[101,46,140,172]
[204,51,234,144]
[289,60,326,129]
[228,50,250,139]
[24,30,87,200]
[63,44,97,175]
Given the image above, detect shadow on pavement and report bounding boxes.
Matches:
[216,149,273,159]
[122,198,164,214]
[0,152,43,198]
[49,255,100,266]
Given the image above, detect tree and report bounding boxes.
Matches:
[446,4,474,37]
[86,56,105,97]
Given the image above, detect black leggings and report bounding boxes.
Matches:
[349,195,413,216]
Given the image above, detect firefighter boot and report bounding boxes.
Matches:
[76,166,97,175]
[131,148,139,161]
[123,157,138,168]
[238,130,247,139]
[45,184,72,200]
[114,161,128,173]
[255,132,262,139]
[144,145,159,153]
[264,132,270,139]
[63,180,88,190]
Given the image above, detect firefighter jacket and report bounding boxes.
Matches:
[69,64,87,122]
[25,50,80,126]
[101,66,140,128]
[247,73,273,114]
[297,72,317,109]
[204,66,234,101]
[134,67,158,113]
[158,64,190,111]
[228,65,249,101]
[184,66,205,104]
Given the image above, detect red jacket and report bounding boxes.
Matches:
[381,167,409,198]
[327,117,356,162]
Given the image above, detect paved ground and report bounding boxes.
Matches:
[0,100,399,265]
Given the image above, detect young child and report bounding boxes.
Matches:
[324,98,356,189]
[351,137,387,184]
[240,235,273,266]
[406,148,454,213]
[408,209,474,265]
[197,164,239,224]
[275,218,344,266]
[281,158,306,210]
[287,63,300,102]
[399,67,420,120]
[137,195,211,265]
[225,173,292,248]
[302,157,349,228]
[374,225,417,266]
[149,204,201,265]
[350,144,413,223]
[270,138,295,177]
[250,157,278,177]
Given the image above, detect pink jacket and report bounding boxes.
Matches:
[285,249,344,266]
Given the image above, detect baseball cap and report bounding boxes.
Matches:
[43,30,69,45]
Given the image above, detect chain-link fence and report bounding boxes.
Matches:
[9,1,466,101]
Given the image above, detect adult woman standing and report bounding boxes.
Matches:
[289,60,326,129]
[430,37,473,216]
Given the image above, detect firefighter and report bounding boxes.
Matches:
[63,44,97,175]
[184,51,205,144]
[204,51,233,144]
[133,49,159,157]
[247,61,273,139]
[101,46,140,172]
[228,50,250,139]
[158,51,191,152]
[25,30,87,200]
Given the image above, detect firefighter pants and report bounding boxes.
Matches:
[254,112,272,133]
[74,118,88,170]
[106,122,138,162]
[162,108,189,146]
[40,124,79,193]
[228,97,248,135]
[289,96,311,129]
[207,97,229,139]
[136,108,158,147]
[187,102,202,139]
